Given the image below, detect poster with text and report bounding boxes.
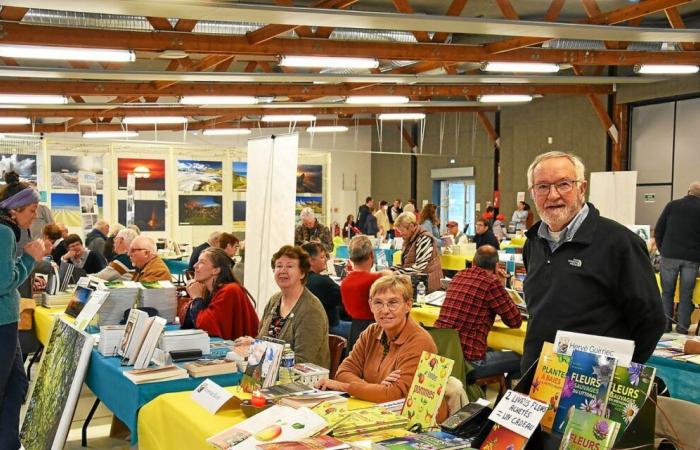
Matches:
[51,155,104,190]
[117,158,165,191]
[179,195,222,226]
[177,159,223,192]
[296,164,322,194]
[117,199,166,232]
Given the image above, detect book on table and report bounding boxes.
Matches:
[183,359,239,378]
[316,405,408,440]
[605,362,655,436]
[255,436,350,450]
[478,424,528,450]
[528,342,571,432]
[133,316,167,369]
[401,351,454,430]
[118,309,153,364]
[240,338,285,393]
[374,430,472,449]
[123,365,188,384]
[259,382,315,399]
[559,409,620,450]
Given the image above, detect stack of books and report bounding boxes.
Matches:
[158,329,210,355]
[40,291,72,307]
[97,325,126,356]
[101,281,140,325]
[139,281,177,323]
[123,365,188,384]
[183,359,238,378]
[118,309,167,371]
[319,406,408,440]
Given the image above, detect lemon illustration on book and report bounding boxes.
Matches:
[254,424,282,441]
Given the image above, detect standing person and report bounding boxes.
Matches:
[0,171,45,450]
[511,201,529,230]
[492,214,508,242]
[521,151,665,372]
[356,196,374,234]
[294,207,334,253]
[364,206,379,237]
[189,231,221,272]
[419,203,441,247]
[473,219,500,250]
[655,181,700,334]
[387,199,402,239]
[374,200,391,239]
[389,212,442,293]
[29,203,54,240]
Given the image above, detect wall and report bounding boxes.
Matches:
[617,76,700,104]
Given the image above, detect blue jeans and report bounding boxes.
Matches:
[0,322,28,450]
[330,320,351,341]
[660,256,700,333]
[467,350,522,384]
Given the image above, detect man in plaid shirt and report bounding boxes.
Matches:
[434,245,522,382]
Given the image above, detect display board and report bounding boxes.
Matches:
[589,171,637,225]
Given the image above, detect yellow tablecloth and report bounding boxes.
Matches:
[33,306,72,346]
[655,273,700,304]
[391,251,474,270]
[410,305,526,355]
[138,386,374,450]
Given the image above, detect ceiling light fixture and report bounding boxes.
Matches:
[82,131,139,139]
[634,64,699,74]
[202,128,252,136]
[261,115,317,122]
[0,117,31,125]
[306,126,349,133]
[122,116,188,124]
[481,62,560,73]
[0,94,68,105]
[280,56,379,69]
[478,94,533,103]
[0,44,135,62]
[345,96,410,105]
[377,113,425,121]
[179,96,259,105]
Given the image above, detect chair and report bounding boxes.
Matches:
[328,334,347,379]
[472,374,508,401]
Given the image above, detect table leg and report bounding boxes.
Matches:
[82,398,101,447]
[26,345,43,381]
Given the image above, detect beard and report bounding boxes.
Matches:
[536,195,585,232]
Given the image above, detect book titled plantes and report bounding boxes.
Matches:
[529,342,571,432]
[401,351,454,430]
[559,410,620,450]
[552,350,616,433]
[479,424,528,450]
[605,362,655,435]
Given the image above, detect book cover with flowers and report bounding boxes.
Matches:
[552,350,616,433]
[559,409,620,450]
[479,423,528,450]
[529,342,571,432]
[605,362,655,435]
[401,351,454,430]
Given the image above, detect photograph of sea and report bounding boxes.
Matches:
[0,153,37,187]
[117,158,166,191]
[51,155,104,190]
[177,159,223,192]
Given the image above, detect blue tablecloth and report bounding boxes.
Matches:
[85,351,242,444]
[648,355,700,404]
[335,245,397,264]
[163,257,189,275]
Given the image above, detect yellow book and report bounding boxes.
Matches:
[401,351,454,430]
[528,342,571,432]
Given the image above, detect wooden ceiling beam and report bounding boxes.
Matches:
[665,7,697,51]
[146,16,174,31]
[486,0,564,53]
[432,0,470,43]
[0,6,28,21]
[495,0,520,20]
[572,65,617,143]
[390,0,431,42]
[173,19,199,32]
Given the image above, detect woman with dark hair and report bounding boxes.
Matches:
[0,171,45,449]
[342,214,359,239]
[180,247,259,340]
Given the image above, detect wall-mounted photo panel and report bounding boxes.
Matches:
[179,195,222,226]
[232,161,247,191]
[117,158,166,191]
[295,195,323,215]
[51,193,81,227]
[177,159,223,192]
[233,200,246,232]
[0,153,37,187]
[51,155,104,190]
[117,199,166,232]
[296,164,322,194]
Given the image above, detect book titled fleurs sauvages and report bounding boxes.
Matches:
[401,351,454,430]
[559,409,620,450]
[552,350,616,433]
[528,342,571,432]
[605,362,656,435]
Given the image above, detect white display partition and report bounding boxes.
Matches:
[589,171,638,225]
[244,134,299,315]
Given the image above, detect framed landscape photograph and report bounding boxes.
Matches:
[296,164,322,194]
[232,161,247,191]
[51,155,104,190]
[233,200,246,232]
[295,195,323,215]
[117,158,166,191]
[0,153,37,187]
[177,159,223,192]
[179,195,223,226]
[118,199,166,232]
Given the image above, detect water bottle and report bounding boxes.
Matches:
[278,344,295,384]
[416,281,426,303]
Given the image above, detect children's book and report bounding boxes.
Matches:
[401,351,454,430]
[559,410,620,450]
[605,362,655,435]
[374,430,471,449]
[318,406,408,439]
[552,350,616,433]
[479,424,528,450]
[528,342,571,431]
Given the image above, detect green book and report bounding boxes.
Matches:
[559,410,620,450]
[605,362,655,434]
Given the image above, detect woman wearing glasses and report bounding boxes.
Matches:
[317,275,448,421]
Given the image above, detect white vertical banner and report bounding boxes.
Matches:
[589,171,638,225]
[244,134,299,315]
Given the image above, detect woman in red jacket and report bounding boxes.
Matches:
[180,247,259,340]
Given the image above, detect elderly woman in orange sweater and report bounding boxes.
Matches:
[316,274,448,422]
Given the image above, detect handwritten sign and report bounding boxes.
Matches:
[488,390,547,438]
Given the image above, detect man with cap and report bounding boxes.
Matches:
[446,220,467,245]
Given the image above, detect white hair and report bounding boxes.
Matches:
[131,235,157,253]
[116,228,138,247]
[208,231,222,245]
[395,211,417,227]
[689,181,700,197]
[527,151,586,188]
[300,207,315,220]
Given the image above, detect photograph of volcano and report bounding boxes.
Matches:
[296,164,322,194]
[117,199,166,232]
[117,158,166,191]
[179,195,222,226]
[51,155,104,190]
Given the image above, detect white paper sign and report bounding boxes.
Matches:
[553,330,634,366]
[191,378,239,414]
[488,390,547,438]
[516,191,525,203]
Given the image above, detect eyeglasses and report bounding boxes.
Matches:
[369,300,403,312]
[530,179,580,196]
[129,248,149,253]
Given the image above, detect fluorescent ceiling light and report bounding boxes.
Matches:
[82,131,139,139]
[280,56,379,69]
[179,96,258,105]
[306,126,349,133]
[345,96,410,105]
[0,117,31,125]
[378,113,425,121]
[202,128,252,136]
[261,115,317,122]
[0,94,67,105]
[0,44,135,62]
[634,64,699,74]
[122,116,188,124]
[478,95,533,103]
[482,62,560,73]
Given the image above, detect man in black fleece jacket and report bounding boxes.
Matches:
[521,151,665,373]
[655,181,700,334]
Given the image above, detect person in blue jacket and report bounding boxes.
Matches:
[0,171,45,449]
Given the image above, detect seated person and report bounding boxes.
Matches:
[95,228,138,281]
[301,242,346,337]
[340,235,381,350]
[50,222,69,262]
[217,232,240,266]
[189,231,221,272]
[294,207,334,253]
[317,275,448,422]
[179,247,259,340]
[434,245,522,383]
[473,218,500,250]
[60,234,106,274]
[129,235,172,282]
